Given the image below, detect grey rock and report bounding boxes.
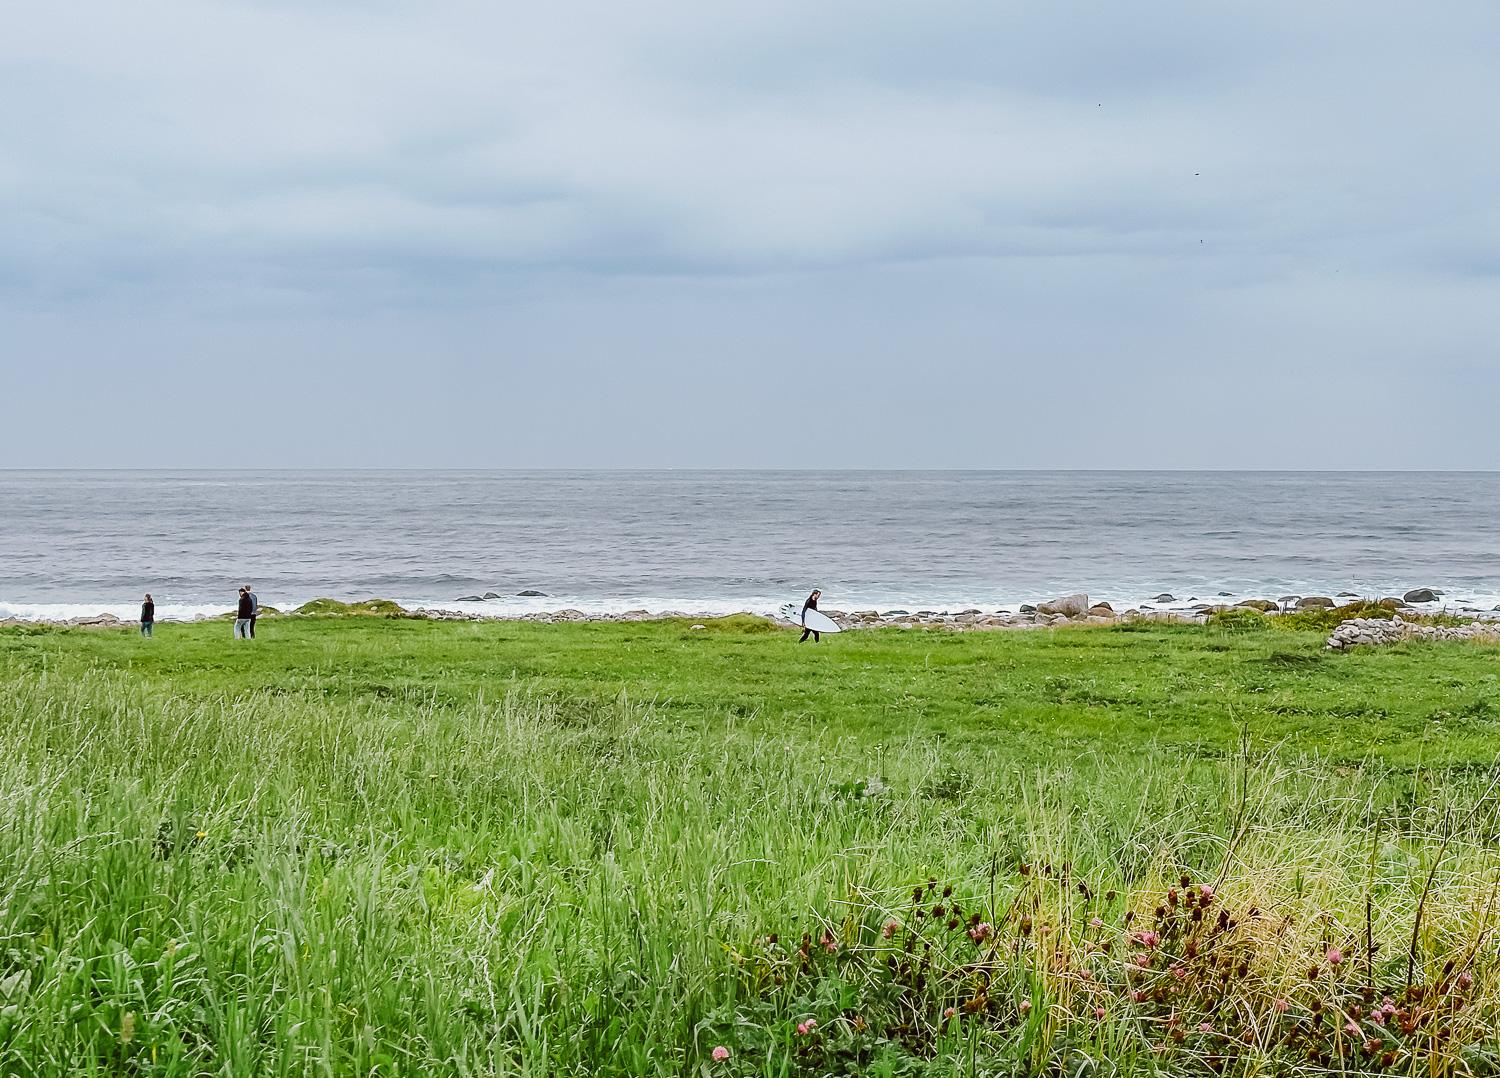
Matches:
[1297,596,1336,609]
[454,595,484,602]
[1403,588,1440,603]
[482,592,501,600]
[1019,604,1037,614]
[1038,593,1089,617]
[516,589,549,597]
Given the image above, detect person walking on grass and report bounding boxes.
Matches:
[140,593,154,638]
[235,587,253,640]
[245,583,259,638]
[799,588,823,643]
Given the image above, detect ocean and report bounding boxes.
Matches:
[2,471,1498,621]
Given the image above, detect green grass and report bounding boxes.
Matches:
[1,618,1499,1075]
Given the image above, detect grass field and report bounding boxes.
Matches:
[1,616,1498,1076]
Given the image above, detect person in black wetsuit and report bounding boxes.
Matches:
[140,593,154,638]
[799,589,823,643]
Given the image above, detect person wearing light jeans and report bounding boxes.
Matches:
[234,586,253,639]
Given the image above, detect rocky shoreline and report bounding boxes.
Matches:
[8,589,1499,633]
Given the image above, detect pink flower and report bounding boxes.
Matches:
[1198,1022,1213,1034]
[1459,971,1474,989]
[968,922,993,943]
[1078,969,1093,982]
[943,1006,957,1020]
[1326,947,1343,966]
[1199,884,1214,902]
[1170,965,1187,981]
[1273,999,1289,1014]
[1344,1019,1359,1035]
[1370,1009,1386,1026]
[1133,930,1160,949]
[711,1046,730,1061]
[1019,1000,1032,1015]
[1095,1007,1106,1019]
[1090,917,1104,929]
[1130,990,1145,1003]
[882,920,900,939]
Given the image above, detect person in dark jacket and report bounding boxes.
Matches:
[799,589,823,643]
[245,583,259,638]
[234,587,254,640]
[140,593,154,638]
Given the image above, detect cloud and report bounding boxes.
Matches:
[0,0,1496,466]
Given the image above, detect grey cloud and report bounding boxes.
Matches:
[0,0,1497,467]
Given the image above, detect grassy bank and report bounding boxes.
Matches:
[0,618,1498,1075]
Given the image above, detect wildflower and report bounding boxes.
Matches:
[1133,930,1160,949]
[1170,965,1187,981]
[1078,969,1093,982]
[1089,917,1104,929]
[195,830,206,840]
[1198,1022,1213,1034]
[1344,1019,1359,1036]
[796,1022,810,1036]
[1095,1007,1106,1020]
[1369,1009,1386,1026]
[1019,1000,1032,1015]
[1199,884,1214,902]
[1458,971,1474,989]
[944,1006,957,1020]
[1130,990,1145,1003]
[968,922,993,943]
[1273,999,1289,1014]
[883,920,900,939]
[1326,947,1343,967]
[711,1046,730,1061]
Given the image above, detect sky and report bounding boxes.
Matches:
[1,0,1497,469]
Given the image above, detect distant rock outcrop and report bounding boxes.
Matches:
[1403,588,1440,603]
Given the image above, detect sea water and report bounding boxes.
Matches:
[2,470,1498,620]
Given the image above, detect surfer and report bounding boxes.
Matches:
[800,589,823,643]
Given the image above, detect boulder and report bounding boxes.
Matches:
[1297,596,1336,609]
[1154,593,1175,602]
[1235,599,1279,612]
[1338,591,1360,598]
[454,595,483,602]
[482,592,501,600]
[516,589,549,597]
[1037,594,1089,617]
[1087,603,1114,617]
[1018,604,1037,614]
[1403,588,1440,603]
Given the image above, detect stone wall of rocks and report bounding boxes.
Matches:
[1325,617,1500,651]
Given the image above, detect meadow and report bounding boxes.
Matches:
[1,615,1498,1076]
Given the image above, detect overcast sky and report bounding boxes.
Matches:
[2,0,1496,468]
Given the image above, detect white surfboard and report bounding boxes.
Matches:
[786,605,841,634]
